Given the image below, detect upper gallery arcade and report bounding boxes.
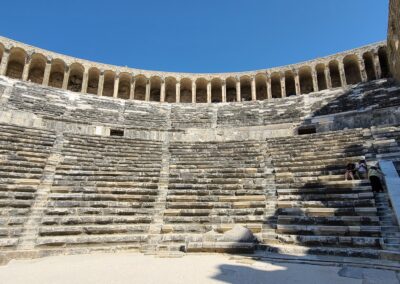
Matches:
[0,36,391,104]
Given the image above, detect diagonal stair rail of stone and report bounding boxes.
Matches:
[143,109,172,255]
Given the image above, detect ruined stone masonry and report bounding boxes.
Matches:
[0,1,399,264]
[388,0,400,81]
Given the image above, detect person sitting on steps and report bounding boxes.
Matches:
[356,160,368,180]
[345,162,356,180]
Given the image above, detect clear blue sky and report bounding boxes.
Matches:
[0,0,389,73]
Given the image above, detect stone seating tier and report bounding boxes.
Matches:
[159,141,273,249]
[37,133,163,248]
[264,129,385,249]
[0,123,56,249]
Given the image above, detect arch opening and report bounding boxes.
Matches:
[165,77,177,103]
[150,76,161,102]
[240,76,252,101]
[102,71,115,97]
[256,74,268,100]
[363,52,376,81]
[211,78,222,103]
[316,64,327,90]
[180,78,192,103]
[196,78,207,103]
[67,63,84,92]
[6,48,26,79]
[118,73,131,99]
[87,68,100,94]
[284,71,296,97]
[299,67,314,94]
[134,76,147,101]
[378,47,390,78]
[329,61,342,88]
[343,55,361,85]
[271,73,282,98]
[49,59,65,88]
[28,54,46,84]
[226,77,237,102]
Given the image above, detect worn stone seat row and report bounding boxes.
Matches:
[264,129,384,249]
[37,133,163,248]
[0,123,56,248]
[160,140,272,250]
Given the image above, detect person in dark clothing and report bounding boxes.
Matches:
[368,166,384,192]
[345,162,356,180]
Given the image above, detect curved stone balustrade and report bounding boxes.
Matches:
[0,36,390,104]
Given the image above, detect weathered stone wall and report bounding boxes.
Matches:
[1,76,400,142]
[388,0,400,81]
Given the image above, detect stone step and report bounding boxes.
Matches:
[277,186,372,195]
[279,207,377,216]
[36,233,148,246]
[277,199,375,209]
[277,192,373,201]
[277,215,380,226]
[273,234,381,248]
[39,224,150,236]
[276,224,381,236]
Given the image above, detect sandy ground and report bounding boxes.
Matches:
[0,253,398,284]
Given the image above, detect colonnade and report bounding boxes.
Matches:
[0,43,390,104]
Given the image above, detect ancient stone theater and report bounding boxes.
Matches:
[0,0,399,267]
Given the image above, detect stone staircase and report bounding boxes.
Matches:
[35,133,163,250]
[0,123,56,249]
[262,129,391,257]
[370,125,400,251]
[160,141,273,252]
[375,192,400,251]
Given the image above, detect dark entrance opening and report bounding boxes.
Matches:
[110,129,124,137]
[298,126,316,135]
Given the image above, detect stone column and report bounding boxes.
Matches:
[175,81,180,103]
[22,55,31,81]
[207,81,211,103]
[222,80,226,102]
[359,59,368,82]
[374,53,382,79]
[338,60,347,87]
[0,50,9,76]
[324,65,332,89]
[236,79,241,102]
[160,79,166,102]
[62,66,70,90]
[42,60,52,86]
[98,71,104,96]
[280,75,286,98]
[81,68,89,93]
[130,77,136,100]
[266,76,272,99]
[145,79,151,101]
[312,69,318,92]
[113,74,120,98]
[251,77,256,101]
[192,81,196,103]
[294,72,301,95]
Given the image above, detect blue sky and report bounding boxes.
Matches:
[0,0,389,73]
